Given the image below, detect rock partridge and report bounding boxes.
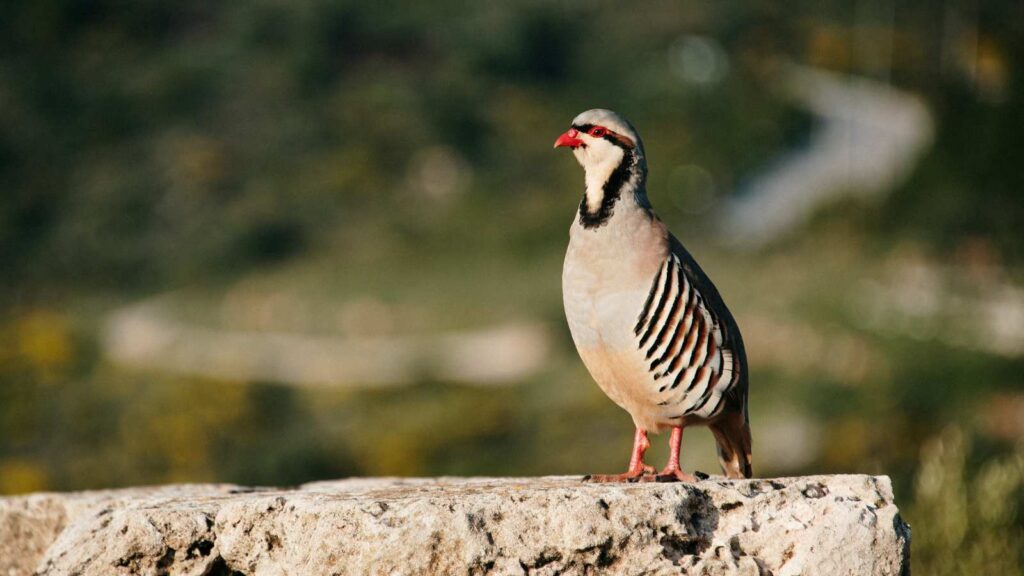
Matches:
[555,109,752,482]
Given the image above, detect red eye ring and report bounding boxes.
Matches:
[589,127,607,137]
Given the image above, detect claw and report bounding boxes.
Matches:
[651,425,698,483]
[654,467,698,483]
[583,428,655,483]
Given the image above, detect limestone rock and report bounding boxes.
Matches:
[0,475,910,575]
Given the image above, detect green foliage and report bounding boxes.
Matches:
[911,428,1024,576]
[882,83,1024,263]
[0,0,816,291]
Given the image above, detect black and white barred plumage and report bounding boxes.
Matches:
[559,108,752,480]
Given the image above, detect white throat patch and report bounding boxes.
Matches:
[578,146,625,213]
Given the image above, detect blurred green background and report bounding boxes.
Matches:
[2,1,1023,572]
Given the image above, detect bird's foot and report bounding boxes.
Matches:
[652,466,698,483]
[582,464,655,483]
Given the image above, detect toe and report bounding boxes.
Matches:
[654,470,698,483]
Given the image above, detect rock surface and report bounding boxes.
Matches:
[0,475,909,575]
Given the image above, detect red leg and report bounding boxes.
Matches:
[584,428,656,483]
[656,426,697,482]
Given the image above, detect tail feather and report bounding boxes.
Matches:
[709,410,753,479]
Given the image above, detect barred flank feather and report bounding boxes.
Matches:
[634,253,740,423]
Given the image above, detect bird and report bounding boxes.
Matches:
[554,109,752,482]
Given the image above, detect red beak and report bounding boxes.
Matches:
[553,128,584,149]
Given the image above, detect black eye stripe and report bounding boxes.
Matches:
[571,123,633,149]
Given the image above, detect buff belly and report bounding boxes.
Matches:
[563,254,674,432]
[574,342,676,433]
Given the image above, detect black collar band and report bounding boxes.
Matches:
[578,149,640,229]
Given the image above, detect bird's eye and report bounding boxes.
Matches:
[589,127,607,137]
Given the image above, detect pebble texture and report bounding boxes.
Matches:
[0,475,910,575]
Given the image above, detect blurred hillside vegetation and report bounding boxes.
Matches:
[1,1,1023,573]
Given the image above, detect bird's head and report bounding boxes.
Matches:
[553,109,645,175]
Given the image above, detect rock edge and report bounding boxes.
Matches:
[0,475,910,576]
